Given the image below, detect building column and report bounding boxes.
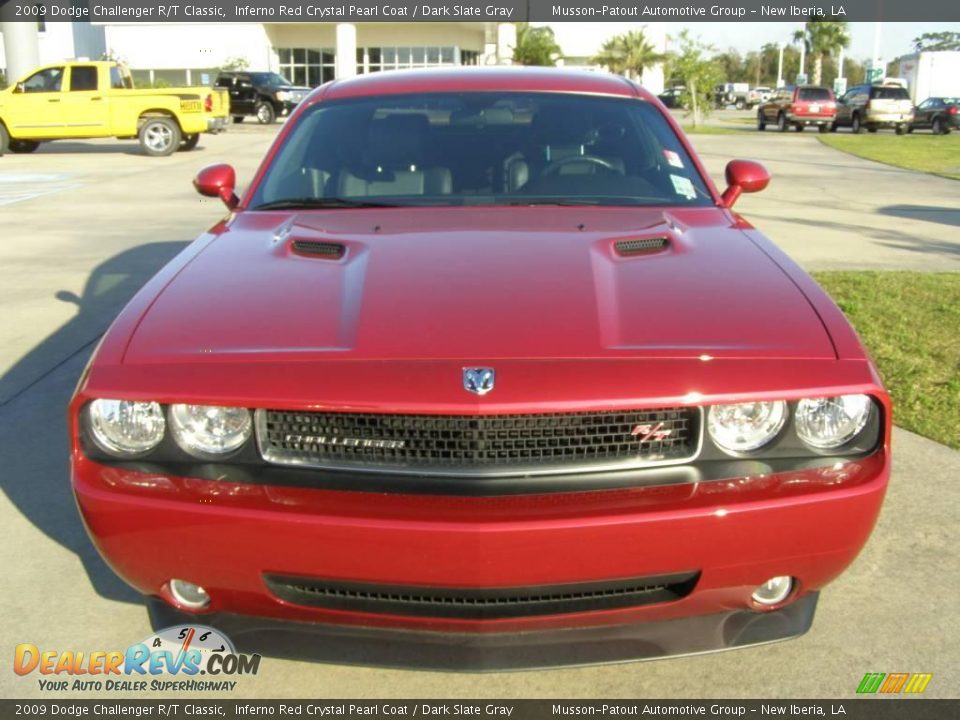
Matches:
[335,23,357,79]
[496,22,515,65]
[1,21,41,84]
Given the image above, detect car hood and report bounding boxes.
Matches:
[123,207,835,364]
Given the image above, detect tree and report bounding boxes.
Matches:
[793,20,850,86]
[669,31,723,128]
[221,56,250,72]
[592,29,667,81]
[912,32,960,52]
[711,49,746,83]
[512,24,562,67]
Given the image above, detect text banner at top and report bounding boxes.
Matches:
[1,0,959,23]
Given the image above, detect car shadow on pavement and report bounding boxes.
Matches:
[878,204,960,229]
[0,241,189,604]
[29,142,209,156]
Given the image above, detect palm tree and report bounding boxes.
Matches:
[592,30,667,82]
[512,24,563,67]
[793,20,850,86]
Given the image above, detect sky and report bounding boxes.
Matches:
[540,22,960,62]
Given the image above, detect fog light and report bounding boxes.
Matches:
[751,576,794,606]
[169,579,210,610]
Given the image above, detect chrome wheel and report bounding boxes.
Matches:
[138,117,180,157]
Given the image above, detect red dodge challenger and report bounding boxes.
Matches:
[70,68,890,670]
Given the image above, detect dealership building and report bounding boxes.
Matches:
[0,21,667,92]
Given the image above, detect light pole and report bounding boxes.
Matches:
[776,44,784,87]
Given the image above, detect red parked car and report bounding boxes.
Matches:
[70,68,890,670]
[758,85,837,132]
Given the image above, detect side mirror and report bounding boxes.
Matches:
[720,160,770,208]
[194,164,238,210]
[14,82,25,93]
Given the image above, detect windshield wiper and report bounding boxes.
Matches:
[252,197,404,211]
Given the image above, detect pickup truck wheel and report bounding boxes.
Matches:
[255,102,276,125]
[777,113,788,132]
[9,140,40,153]
[232,116,245,124]
[895,124,906,136]
[735,99,745,110]
[0,124,9,156]
[757,111,766,131]
[139,117,180,157]
[179,134,200,151]
[851,114,862,134]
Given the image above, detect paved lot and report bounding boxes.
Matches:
[0,127,957,699]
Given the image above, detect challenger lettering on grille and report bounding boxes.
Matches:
[259,408,700,476]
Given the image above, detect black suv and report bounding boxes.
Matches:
[215,71,311,124]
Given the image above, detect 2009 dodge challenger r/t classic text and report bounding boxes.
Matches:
[70,68,890,670]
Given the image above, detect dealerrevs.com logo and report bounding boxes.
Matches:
[14,625,261,692]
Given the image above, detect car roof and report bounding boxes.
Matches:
[321,67,645,101]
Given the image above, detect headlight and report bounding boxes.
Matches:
[275,90,289,101]
[169,404,252,457]
[795,395,873,449]
[708,401,787,454]
[88,399,166,457]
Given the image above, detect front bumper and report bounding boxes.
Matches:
[149,592,819,671]
[73,447,888,666]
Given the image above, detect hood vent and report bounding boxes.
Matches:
[292,239,346,259]
[615,237,670,256]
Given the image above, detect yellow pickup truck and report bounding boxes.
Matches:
[0,61,230,157]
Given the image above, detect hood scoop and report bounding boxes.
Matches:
[614,236,670,256]
[291,239,346,259]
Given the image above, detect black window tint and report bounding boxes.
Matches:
[871,87,909,100]
[798,88,831,101]
[70,66,98,92]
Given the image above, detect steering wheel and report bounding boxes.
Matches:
[542,155,623,176]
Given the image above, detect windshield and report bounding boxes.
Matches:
[250,72,292,87]
[798,88,832,101]
[249,92,713,209]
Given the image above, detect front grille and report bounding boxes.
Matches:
[264,572,699,620]
[256,407,700,477]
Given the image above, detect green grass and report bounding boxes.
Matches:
[818,133,960,180]
[811,272,960,449]
[679,125,742,135]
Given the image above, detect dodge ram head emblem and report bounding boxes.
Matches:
[463,368,495,395]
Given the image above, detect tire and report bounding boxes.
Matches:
[232,116,245,124]
[932,117,944,135]
[830,121,838,133]
[0,123,9,157]
[895,124,906,136]
[851,114,862,134]
[795,124,804,132]
[906,125,914,134]
[255,101,276,125]
[777,113,788,132]
[818,125,829,134]
[735,99,745,110]
[9,139,39,153]
[179,133,200,151]
[138,116,180,157]
[867,126,878,133]
[757,111,766,131]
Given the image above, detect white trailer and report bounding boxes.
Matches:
[897,51,960,103]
